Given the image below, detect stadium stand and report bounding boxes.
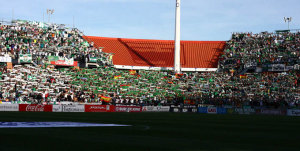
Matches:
[0,20,299,108]
[83,36,226,71]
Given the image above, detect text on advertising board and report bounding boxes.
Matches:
[19,104,53,112]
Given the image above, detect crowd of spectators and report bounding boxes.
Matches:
[0,21,299,109]
[219,32,300,73]
[0,20,112,66]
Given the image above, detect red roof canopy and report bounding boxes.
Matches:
[83,36,226,68]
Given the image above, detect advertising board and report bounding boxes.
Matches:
[169,106,198,113]
[259,109,286,115]
[19,104,53,112]
[0,104,19,111]
[234,108,256,115]
[198,107,207,113]
[169,106,181,112]
[114,106,142,112]
[287,109,300,116]
[182,106,198,113]
[207,107,217,114]
[0,56,12,62]
[142,106,170,112]
[85,105,112,112]
[198,107,227,114]
[216,108,227,114]
[61,105,85,112]
[53,105,62,112]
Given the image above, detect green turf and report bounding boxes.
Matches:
[0,112,300,151]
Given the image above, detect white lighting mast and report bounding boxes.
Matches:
[174,0,181,73]
[284,17,292,30]
[47,9,55,23]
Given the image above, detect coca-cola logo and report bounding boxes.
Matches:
[26,105,45,112]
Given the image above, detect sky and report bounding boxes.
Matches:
[0,0,299,41]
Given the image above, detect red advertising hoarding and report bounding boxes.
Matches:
[113,106,142,112]
[19,104,53,112]
[85,105,112,112]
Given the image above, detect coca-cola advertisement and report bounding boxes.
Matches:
[85,105,112,112]
[113,106,142,112]
[19,104,53,112]
[207,107,217,114]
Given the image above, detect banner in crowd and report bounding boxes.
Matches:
[85,105,112,112]
[100,96,111,103]
[89,57,98,63]
[0,104,19,111]
[114,106,142,112]
[19,104,53,112]
[142,106,170,112]
[184,100,197,105]
[129,70,136,75]
[267,64,293,72]
[240,75,247,79]
[50,58,78,66]
[245,61,257,68]
[0,56,12,62]
[19,54,32,63]
[287,109,300,116]
[48,56,59,62]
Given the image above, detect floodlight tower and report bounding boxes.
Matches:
[284,17,292,30]
[174,0,181,73]
[47,9,55,23]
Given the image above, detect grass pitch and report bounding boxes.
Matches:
[0,112,300,151]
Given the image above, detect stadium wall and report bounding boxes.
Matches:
[113,65,217,72]
[1,104,298,116]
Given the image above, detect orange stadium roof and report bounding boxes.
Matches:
[83,36,226,70]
